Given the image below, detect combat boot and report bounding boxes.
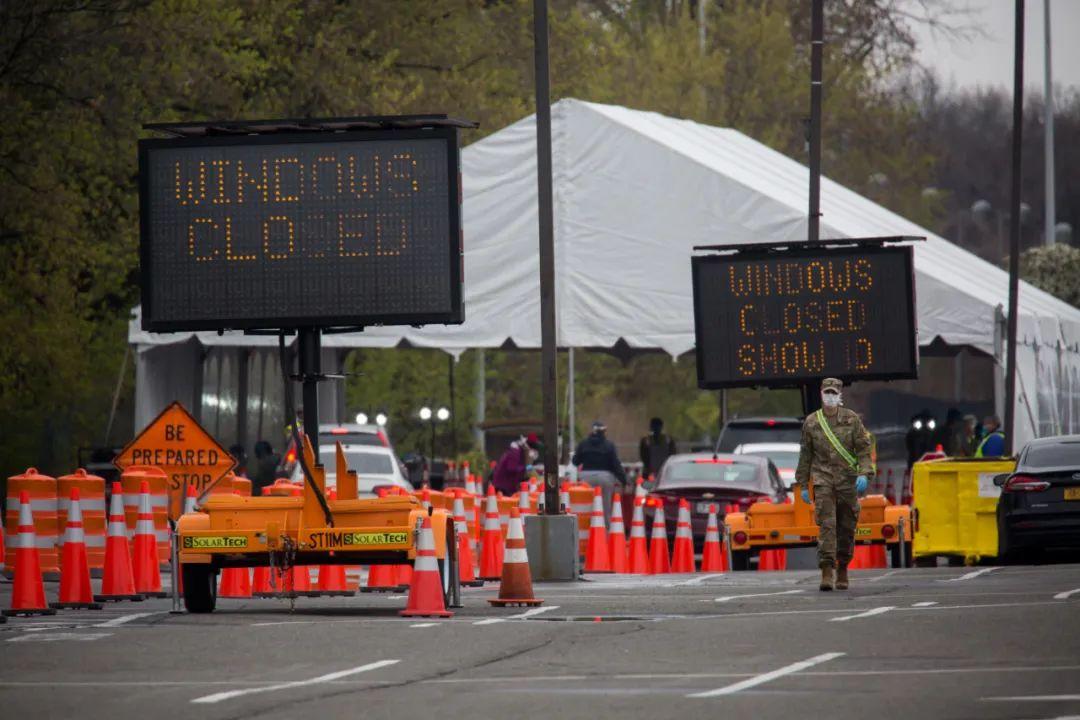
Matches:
[835,565,849,590]
[819,566,835,592]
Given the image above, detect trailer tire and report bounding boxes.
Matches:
[182,563,216,614]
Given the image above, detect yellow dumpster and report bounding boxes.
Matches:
[912,457,1016,565]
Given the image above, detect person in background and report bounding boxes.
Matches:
[573,420,627,523]
[251,440,280,495]
[492,433,540,496]
[639,417,677,479]
[228,444,248,478]
[935,408,967,457]
[962,414,978,456]
[975,415,1006,458]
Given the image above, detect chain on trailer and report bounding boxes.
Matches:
[268,534,299,611]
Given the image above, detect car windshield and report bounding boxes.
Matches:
[663,460,764,488]
[1022,441,1080,469]
[718,424,801,452]
[318,449,394,475]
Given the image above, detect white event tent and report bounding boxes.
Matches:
[129,99,1080,450]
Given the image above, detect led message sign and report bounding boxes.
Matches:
[138,128,462,331]
[692,246,917,388]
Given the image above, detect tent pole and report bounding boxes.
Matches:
[474,350,486,456]
[808,0,823,243]
[568,348,576,463]
[534,0,560,514]
[1004,0,1025,455]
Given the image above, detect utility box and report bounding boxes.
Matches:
[524,514,580,581]
[912,457,1016,564]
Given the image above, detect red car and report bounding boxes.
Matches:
[640,453,787,550]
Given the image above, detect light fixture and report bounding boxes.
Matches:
[913,419,923,430]
[928,419,937,430]
[419,406,432,421]
[375,413,388,427]
[355,412,368,425]
[436,407,450,421]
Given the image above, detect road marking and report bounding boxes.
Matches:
[714,590,805,603]
[251,620,316,627]
[868,570,904,582]
[912,601,938,607]
[939,567,999,582]
[93,612,162,628]
[670,574,727,587]
[473,606,558,625]
[7,633,112,643]
[982,695,1080,702]
[1054,588,1080,600]
[409,623,438,628]
[191,659,400,704]
[687,652,845,697]
[830,606,894,622]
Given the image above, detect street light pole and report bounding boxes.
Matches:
[1004,0,1026,456]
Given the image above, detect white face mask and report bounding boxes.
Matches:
[821,392,842,408]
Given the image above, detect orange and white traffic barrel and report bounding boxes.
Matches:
[5,468,59,578]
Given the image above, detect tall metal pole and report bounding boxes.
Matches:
[448,354,458,461]
[1044,0,1055,246]
[808,0,823,243]
[534,0,560,514]
[1004,0,1026,456]
[474,349,486,455]
[568,348,576,463]
[298,327,321,458]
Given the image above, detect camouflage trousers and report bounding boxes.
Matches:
[813,478,860,569]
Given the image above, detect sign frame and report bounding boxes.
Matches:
[137,125,464,333]
[691,243,919,390]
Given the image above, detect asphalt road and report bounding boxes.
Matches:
[2,564,1079,720]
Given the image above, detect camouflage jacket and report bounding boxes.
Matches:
[795,407,874,488]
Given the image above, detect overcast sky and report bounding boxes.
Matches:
[910,0,1080,93]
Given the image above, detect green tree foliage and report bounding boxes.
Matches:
[1020,244,1080,309]
[1,0,955,471]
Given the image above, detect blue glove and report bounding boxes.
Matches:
[801,488,811,504]
[855,475,868,494]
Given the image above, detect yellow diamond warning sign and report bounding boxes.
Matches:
[114,402,235,519]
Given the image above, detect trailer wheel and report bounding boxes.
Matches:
[182,563,217,614]
[731,550,752,572]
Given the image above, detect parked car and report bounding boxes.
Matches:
[291,443,413,497]
[280,423,393,475]
[642,453,787,549]
[733,442,801,490]
[995,434,1080,563]
[716,417,803,453]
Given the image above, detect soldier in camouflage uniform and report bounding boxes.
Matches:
[795,378,874,591]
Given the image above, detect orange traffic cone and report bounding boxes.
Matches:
[671,499,695,573]
[559,482,571,513]
[314,562,352,596]
[361,489,407,593]
[252,566,278,597]
[183,484,197,514]
[758,548,787,571]
[489,507,543,607]
[52,488,102,610]
[608,493,627,573]
[700,505,727,572]
[849,545,870,569]
[584,487,611,573]
[400,513,452,618]
[518,482,532,515]
[219,566,252,598]
[648,506,671,574]
[479,487,504,581]
[627,498,650,574]
[869,544,888,568]
[3,490,56,616]
[634,477,648,504]
[132,480,166,597]
[95,482,142,602]
[453,496,482,587]
[394,563,414,590]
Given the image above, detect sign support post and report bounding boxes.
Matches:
[298,327,322,458]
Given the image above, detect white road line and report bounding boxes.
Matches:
[714,590,805,603]
[939,567,999,582]
[912,601,938,607]
[982,695,1080,702]
[687,652,845,698]
[670,574,727,587]
[191,659,400,704]
[93,612,162,628]
[830,606,894,622]
[7,633,112,643]
[868,570,904,582]
[473,606,559,625]
[409,623,437,628]
[1054,588,1080,600]
[251,620,316,627]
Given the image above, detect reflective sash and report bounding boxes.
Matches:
[816,409,858,471]
[974,431,1004,458]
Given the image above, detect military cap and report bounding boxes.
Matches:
[821,378,843,392]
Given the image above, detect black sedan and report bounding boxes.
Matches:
[995,434,1080,563]
[640,453,787,549]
